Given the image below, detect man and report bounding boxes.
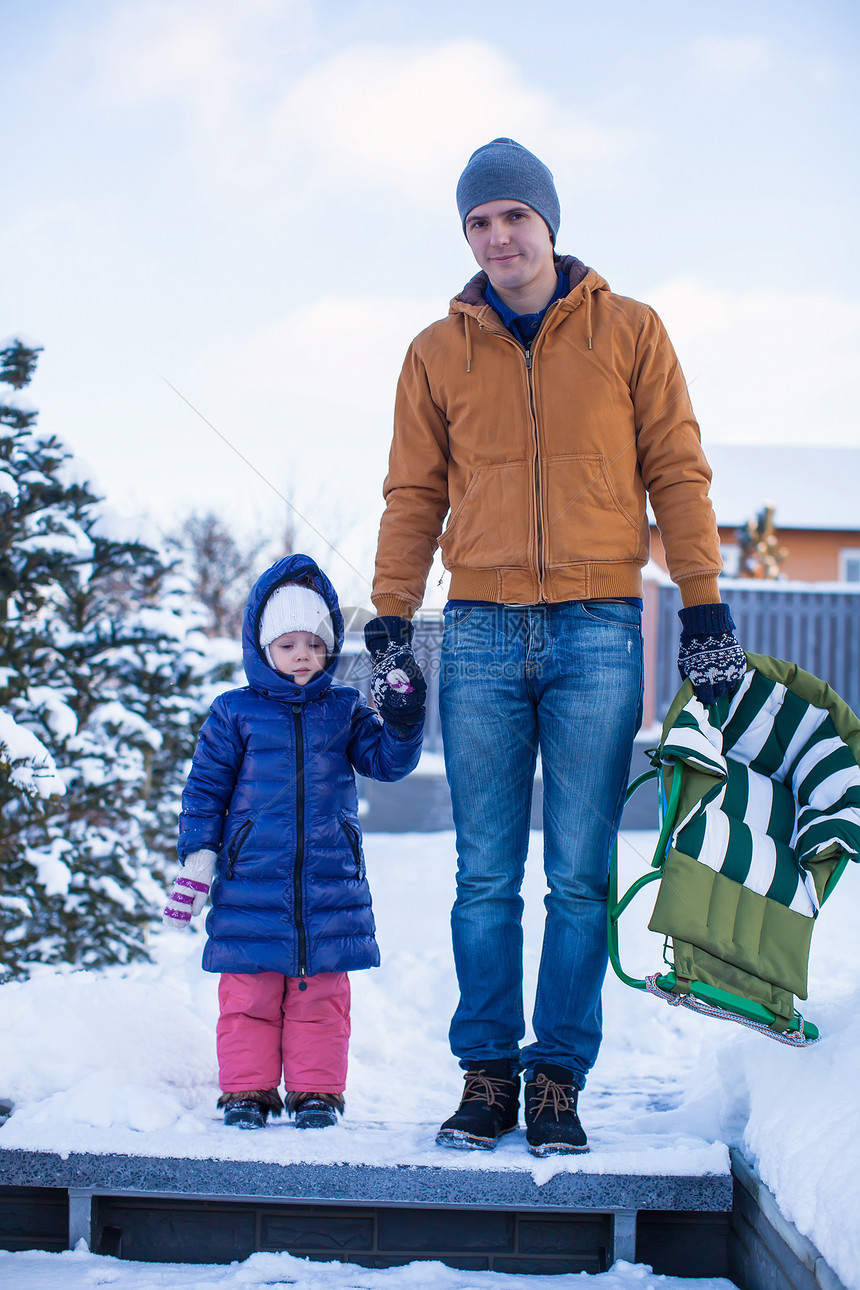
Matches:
[363,139,744,1156]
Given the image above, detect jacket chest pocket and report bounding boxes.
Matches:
[339,817,365,879]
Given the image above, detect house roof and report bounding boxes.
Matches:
[669,446,859,532]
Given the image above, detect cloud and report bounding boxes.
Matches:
[693,35,771,76]
[206,293,447,414]
[163,293,448,551]
[648,278,860,446]
[92,11,637,204]
[94,0,311,129]
[177,292,467,600]
[269,40,636,206]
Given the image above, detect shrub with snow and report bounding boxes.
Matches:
[0,340,239,980]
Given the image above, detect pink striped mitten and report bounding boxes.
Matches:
[162,850,217,928]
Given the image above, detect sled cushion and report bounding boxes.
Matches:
[649,656,860,1010]
[651,848,815,1000]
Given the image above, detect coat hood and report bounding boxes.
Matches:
[242,554,345,704]
[450,256,608,362]
[451,255,599,311]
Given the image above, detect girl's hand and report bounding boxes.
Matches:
[364,616,427,725]
[162,849,217,928]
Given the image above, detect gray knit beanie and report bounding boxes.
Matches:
[456,138,560,243]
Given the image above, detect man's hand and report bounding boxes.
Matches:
[677,603,747,706]
[162,849,217,928]
[364,616,427,728]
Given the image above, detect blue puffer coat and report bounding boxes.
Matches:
[177,554,423,977]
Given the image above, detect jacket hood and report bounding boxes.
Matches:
[451,255,600,311]
[449,257,607,370]
[242,554,345,704]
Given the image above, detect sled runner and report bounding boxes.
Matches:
[608,654,860,1045]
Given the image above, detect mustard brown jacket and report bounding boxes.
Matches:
[372,257,722,617]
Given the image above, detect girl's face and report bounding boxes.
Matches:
[268,632,327,684]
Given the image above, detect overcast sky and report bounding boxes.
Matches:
[3,0,858,601]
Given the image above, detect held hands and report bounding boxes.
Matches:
[364,616,427,730]
[677,603,747,706]
[162,849,217,929]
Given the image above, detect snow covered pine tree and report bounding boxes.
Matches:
[0,339,233,981]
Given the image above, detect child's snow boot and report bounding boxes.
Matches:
[285,1091,345,1129]
[218,1089,283,1130]
[524,1063,588,1156]
[435,1060,520,1150]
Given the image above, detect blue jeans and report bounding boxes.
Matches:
[439,601,643,1088]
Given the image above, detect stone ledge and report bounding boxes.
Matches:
[0,1148,731,1213]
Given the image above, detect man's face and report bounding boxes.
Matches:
[464,199,554,293]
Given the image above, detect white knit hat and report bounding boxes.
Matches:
[259,584,335,657]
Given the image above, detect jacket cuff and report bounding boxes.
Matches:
[675,573,721,608]
[385,716,425,740]
[371,594,417,619]
[178,844,217,861]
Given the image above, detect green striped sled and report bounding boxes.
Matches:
[665,669,860,917]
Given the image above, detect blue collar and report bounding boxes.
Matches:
[485,268,567,346]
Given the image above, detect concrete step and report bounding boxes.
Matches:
[1,1146,732,1274]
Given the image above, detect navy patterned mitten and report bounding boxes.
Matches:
[364,616,427,729]
[677,603,747,706]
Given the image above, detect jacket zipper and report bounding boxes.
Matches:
[523,342,545,596]
[481,314,552,600]
[225,819,253,880]
[291,703,308,981]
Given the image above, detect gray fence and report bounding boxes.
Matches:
[653,580,860,720]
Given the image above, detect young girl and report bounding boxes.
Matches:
[163,554,424,1130]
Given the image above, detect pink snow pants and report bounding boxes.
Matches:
[217,971,350,1095]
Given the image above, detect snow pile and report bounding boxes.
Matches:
[0,708,66,798]
[0,829,859,1285]
[0,1248,736,1290]
[0,967,215,1135]
[725,972,860,1290]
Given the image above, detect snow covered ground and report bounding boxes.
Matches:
[0,1248,736,1290]
[1,829,859,1289]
